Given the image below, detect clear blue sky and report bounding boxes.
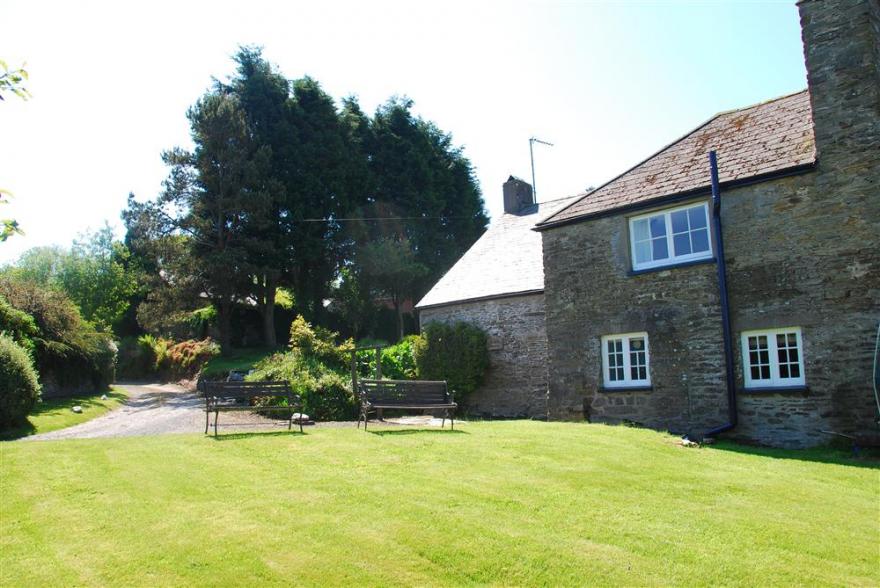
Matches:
[1,0,807,263]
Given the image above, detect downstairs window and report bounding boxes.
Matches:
[741,327,805,389]
[601,333,650,388]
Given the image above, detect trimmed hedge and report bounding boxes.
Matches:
[0,334,41,428]
[413,321,489,405]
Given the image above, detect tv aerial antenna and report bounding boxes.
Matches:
[529,136,554,202]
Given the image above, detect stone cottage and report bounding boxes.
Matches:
[535,0,879,447]
[415,179,575,417]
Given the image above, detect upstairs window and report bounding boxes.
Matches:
[629,202,712,271]
[601,333,650,388]
[741,327,805,389]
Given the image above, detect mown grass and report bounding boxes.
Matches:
[0,387,127,440]
[201,347,278,377]
[1,421,877,586]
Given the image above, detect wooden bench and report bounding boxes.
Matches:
[357,379,456,430]
[201,380,303,436]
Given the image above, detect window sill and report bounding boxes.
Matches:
[740,385,809,395]
[629,257,716,276]
[599,385,653,393]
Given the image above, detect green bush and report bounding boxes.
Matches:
[356,336,419,380]
[247,317,357,421]
[0,334,41,428]
[0,277,116,394]
[249,352,357,421]
[288,316,353,368]
[0,295,39,352]
[414,322,489,404]
[117,335,219,381]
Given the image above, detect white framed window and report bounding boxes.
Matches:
[601,332,650,388]
[741,327,805,388]
[629,202,712,271]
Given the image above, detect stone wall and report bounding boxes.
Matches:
[542,0,879,447]
[419,294,549,418]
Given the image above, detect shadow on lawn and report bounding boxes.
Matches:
[707,440,880,469]
[368,428,468,436]
[209,430,306,441]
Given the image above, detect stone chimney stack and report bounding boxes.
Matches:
[502,176,534,215]
[798,0,880,171]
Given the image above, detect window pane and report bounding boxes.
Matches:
[635,241,652,263]
[649,216,666,238]
[671,210,689,234]
[691,228,710,253]
[632,219,649,242]
[689,206,707,229]
[747,335,771,381]
[673,233,691,256]
[790,364,800,378]
[652,238,669,260]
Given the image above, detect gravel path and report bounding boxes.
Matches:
[23,382,289,441]
[23,382,458,441]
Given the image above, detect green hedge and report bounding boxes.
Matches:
[413,321,489,404]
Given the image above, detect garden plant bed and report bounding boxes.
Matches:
[1,421,877,586]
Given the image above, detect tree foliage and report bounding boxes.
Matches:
[125,47,488,349]
[5,226,140,331]
[0,276,116,394]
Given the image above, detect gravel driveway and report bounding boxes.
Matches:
[23,382,457,441]
[23,382,289,441]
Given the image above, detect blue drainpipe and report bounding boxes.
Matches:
[704,150,738,439]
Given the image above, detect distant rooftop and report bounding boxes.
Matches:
[537,90,816,229]
[415,196,577,309]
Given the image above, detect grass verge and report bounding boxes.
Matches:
[1,421,877,586]
[0,387,127,440]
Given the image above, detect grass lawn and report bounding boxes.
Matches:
[0,387,127,440]
[201,347,278,377]
[1,422,877,586]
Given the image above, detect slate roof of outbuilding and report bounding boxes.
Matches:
[537,90,816,228]
[415,196,577,309]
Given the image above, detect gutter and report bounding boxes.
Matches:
[703,150,738,439]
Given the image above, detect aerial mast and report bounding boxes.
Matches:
[529,136,554,203]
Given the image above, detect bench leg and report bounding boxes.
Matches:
[214,410,219,437]
[450,409,454,431]
[288,408,293,431]
[441,415,446,428]
[378,407,384,422]
[205,409,209,435]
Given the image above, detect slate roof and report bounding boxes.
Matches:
[415,196,577,309]
[537,90,816,228]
